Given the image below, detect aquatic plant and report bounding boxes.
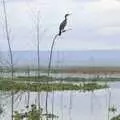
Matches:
[0,106,3,114]
[0,80,107,91]
[109,105,117,114]
[109,105,117,120]
[14,104,43,120]
[111,114,120,120]
[13,104,58,120]
[82,83,108,91]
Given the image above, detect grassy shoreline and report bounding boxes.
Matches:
[0,77,108,92]
[1,75,120,83]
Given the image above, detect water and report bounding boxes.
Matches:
[0,82,120,120]
[2,50,120,67]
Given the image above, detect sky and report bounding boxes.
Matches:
[0,0,120,51]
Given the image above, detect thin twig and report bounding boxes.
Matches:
[45,28,71,120]
[2,0,14,120]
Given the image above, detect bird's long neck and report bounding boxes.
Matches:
[65,16,67,20]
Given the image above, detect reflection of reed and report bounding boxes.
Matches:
[60,51,64,120]
[14,92,24,106]
[69,91,73,120]
[27,92,30,107]
[90,91,94,120]
[108,89,111,120]
[60,92,63,120]
[51,90,55,120]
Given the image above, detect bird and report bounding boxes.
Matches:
[59,14,70,36]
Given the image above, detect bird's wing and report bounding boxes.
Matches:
[59,19,67,30]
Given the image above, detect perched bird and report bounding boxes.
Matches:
[59,14,70,36]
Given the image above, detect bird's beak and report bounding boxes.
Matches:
[68,13,72,16]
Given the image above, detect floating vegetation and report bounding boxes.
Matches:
[13,104,58,120]
[0,79,108,92]
[16,76,54,82]
[0,106,3,114]
[14,104,43,120]
[1,75,120,84]
[111,114,120,120]
[43,113,59,119]
[82,83,108,91]
[109,105,117,114]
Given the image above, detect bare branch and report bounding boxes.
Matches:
[45,28,72,120]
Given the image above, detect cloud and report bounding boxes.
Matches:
[97,26,120,36]
[0,0,34,2]
[73,0,100,2]
[0,0,120,51]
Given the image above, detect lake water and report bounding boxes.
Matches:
[3,50,120,67]
[0,82,120,120]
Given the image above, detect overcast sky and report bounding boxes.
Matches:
[0,0,120,51]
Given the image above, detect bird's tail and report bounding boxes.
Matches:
[59,30,61,36]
